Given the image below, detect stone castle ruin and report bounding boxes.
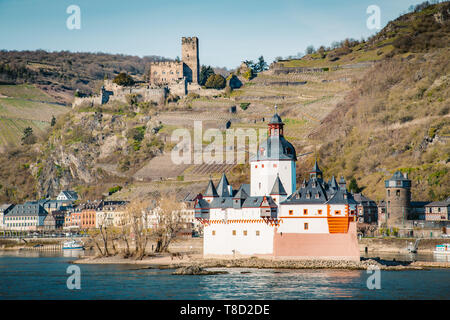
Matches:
[73,36,213,108]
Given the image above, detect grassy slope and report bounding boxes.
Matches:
[0,84,69,149]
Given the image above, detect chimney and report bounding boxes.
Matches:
[403,172,408,179]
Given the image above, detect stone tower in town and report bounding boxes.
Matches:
[385,171,411,226]
[181,37,199,84]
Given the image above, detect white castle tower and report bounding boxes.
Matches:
[250,109,297,197]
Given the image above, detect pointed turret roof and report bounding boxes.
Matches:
[204,179,218,197]
[216,173,231,197]
[233,185,248,199]
[270,174,287,195]
[311,159,322,173]
[330,176,339,189]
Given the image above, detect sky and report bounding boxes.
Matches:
[0,0,426,68]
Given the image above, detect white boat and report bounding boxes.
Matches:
[433,244,450,255]
[62,240,84,250]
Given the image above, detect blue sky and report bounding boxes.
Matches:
[0,0,425,68]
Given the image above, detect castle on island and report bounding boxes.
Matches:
[73,37,213,108]
[194,112,360,261]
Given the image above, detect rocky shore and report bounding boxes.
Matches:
[73,254,450,271]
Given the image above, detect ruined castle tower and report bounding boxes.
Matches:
[385,171,411,226]
[181,37,199,84]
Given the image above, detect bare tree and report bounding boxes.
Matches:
[153,194,184,253]
[124,199,154,260]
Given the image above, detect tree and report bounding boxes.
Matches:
[306,45,315,54]
[152,194,184,253]
[199,65,215,86]
[318,46,326,58]
[348,178,362,193]
[113,72,135,86]
[21,126,36,145]
[205,74,226,89]
[254,56,268,73]
[50,115,56,127]
[124,199,154,259]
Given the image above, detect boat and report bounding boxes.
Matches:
[62,240,84,250]
[433,244,450,255]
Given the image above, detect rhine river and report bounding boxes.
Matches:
[0,251,449,300]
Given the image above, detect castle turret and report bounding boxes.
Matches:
[250,107,297,197]
[384,171,411,226]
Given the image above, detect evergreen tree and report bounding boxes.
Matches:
[51,115,56,127]
[199,65,215,86]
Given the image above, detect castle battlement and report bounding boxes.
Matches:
[182,37,198,44]
[150,61,182,66]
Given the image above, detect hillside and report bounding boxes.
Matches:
[0,1,448,204]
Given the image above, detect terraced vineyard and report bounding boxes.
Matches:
[0,84,69,149]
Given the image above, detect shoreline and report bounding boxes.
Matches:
[72,254,450,271]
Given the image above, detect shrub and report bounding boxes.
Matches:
[108,185,122,195]
[240,102,250,110]
[113,73,135,86]
[205,74,226,89]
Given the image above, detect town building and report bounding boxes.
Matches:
[353,193,378,224]
[56,190,79,202]
[195,111,360,261]
[0,204,14,229]
[4,202,48,231]
[95,200,129,228]
[425,198,450,221]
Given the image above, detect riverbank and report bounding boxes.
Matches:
[73,254,450,271]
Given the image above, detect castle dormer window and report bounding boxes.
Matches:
[306,192,310,199]
[315,193,320,199]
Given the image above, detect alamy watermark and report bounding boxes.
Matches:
[367,5,381,30]
[66,5,81,30]
[66,265,81,290]
[366,265,381,290]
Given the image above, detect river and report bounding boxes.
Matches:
[0,251,448,300]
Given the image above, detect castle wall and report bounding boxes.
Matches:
[149,61,184,85]
[273,221,360,261]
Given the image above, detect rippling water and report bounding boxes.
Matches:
[0,251,449,300]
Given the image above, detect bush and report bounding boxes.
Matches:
[108,185,122,195]
[240,102,250,110]
[243,68,254,81]
[127,126,146,142]
[113,73,135,86]
[205,74,226,89]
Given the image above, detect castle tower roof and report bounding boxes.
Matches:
[216,173,231,197]
[270,174,287,195]
[204,178,218,197]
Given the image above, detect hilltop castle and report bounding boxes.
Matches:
[73,36,210,108]
[194,111,360,261]
[150,37,199,85]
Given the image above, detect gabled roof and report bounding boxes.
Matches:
[204,179,218,197]
[8,203,48,216]
[325,189,357,205]
[270,175,287,195]
[58,190,78,200]
[194,198,211,209]
[233,185,248,199]
[216,173,231,197]
[283,177,328,204]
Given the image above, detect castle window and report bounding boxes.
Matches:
[318,210,322,215]
[212,230,216,236]
[259,183,261,190]
[388,190,390,196]
[304,223,308,230]
[273,164,277,168]
[262,164,264,168]
[256,230,260,236]
[255,165,258,168]
[315,193,319,199]
[232,230,236,236]
[289,210,293,216]
[396,190,400,197]
[303,209,308,215]
[335,210,341,215]
[243,230,247,236]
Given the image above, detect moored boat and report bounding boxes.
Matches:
[433,243,450,255]
[62,240,84,250]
